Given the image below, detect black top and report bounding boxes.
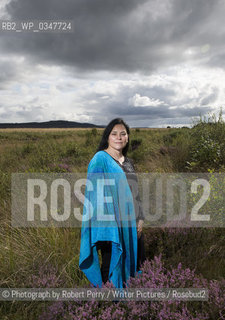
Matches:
[103,151,145,222]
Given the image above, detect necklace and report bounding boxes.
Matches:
[104,150,125,164]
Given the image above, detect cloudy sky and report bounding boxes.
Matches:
[0,0,225,127]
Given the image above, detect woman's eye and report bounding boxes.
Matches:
[111,132,126,136]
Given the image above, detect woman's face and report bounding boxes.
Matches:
[107,124,128,151]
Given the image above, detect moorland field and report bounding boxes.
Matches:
[0,114,224,319]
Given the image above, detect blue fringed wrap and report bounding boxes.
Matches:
[79,151,138,288]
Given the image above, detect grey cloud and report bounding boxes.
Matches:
[89,103,213,127]
[0,103,47,122]
[207,52,225,69]
[110,104,213,118]
[0,0,224,127]
[0,60,19,88]
[85,83,176,109]
[200,87,219,106]
[83,99,213,127]
[0,0,224,72]
[81,80,215,126]
[6,0,144,19]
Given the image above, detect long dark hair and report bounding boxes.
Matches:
[97,118,130,156]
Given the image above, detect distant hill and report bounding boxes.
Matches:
[0,120,105,129]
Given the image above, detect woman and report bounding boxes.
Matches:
[79,118,146,289]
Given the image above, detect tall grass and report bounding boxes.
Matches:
[0,118,224,319]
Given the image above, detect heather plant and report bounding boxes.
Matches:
[143,227,225,280]
[29,263,65,288]
[39,255,225,320]
[48,161,72,172]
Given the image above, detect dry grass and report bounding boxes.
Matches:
[0,128,97,131]
[0,127,170,132]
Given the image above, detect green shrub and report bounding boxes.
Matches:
[187,109,225,171]
[161,128,192,171]
[91,128,98,136]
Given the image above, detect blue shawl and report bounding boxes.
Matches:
[79,151,138,288]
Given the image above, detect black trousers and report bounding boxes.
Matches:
[97,233,146,284]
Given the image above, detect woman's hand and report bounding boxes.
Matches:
[137,219,144,239]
